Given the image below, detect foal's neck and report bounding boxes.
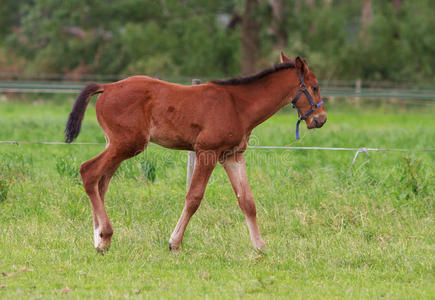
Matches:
[228,69,299,130]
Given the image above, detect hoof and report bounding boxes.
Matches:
[95,241,110,254]
[94,227,111,252]
[95,242,110,253]
[168,243,180,254]
[254,246,267,254]
[96,247,108,255]
[253,240,266,253]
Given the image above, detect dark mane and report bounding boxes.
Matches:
[210,61,295,86]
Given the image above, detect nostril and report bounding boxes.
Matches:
[312,115,326,128]
[317,114,326,124]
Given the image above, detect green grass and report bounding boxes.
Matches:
[0,98,434,299]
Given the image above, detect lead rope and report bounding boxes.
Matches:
[295,119,302,140]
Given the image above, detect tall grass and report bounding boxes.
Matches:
[0,99,434,299]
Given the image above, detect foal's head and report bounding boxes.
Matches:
[280,52,327,130]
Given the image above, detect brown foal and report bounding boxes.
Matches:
[65,52,326,252]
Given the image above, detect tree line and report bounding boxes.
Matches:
[1,0,434,84]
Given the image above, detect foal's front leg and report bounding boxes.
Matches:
[169,151,217,252]
[222,153,266,251]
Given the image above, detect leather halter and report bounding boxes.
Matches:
[291,71,323,139]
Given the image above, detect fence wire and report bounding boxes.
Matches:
[2,140,433,178]
[2,140,434,152]
[2,81,435,99]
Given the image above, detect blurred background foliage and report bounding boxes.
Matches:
[0,0,434,83]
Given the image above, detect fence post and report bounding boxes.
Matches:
[355,78,362,94]
[186,79,200,190]
[355,78,362,108]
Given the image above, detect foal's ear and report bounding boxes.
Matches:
[280,51,291,63]
[295,56,309,75]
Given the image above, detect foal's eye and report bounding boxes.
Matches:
[312,86,319,93]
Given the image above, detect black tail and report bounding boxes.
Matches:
[65,83,103,143]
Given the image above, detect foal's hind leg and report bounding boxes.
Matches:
[81,141,146,252]
[80,148,124,251]
[98,162,121,203]
[94,162,122,248]
[221,153,265,251]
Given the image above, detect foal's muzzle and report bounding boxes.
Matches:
[310,114,327,128]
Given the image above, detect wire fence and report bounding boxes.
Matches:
[1,71,434,88]
[3,140,433,153]
[2,140,434,179]
[1,80,435,100]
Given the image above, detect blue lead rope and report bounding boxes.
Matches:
[295,119,302,140]
[292,71,323,139]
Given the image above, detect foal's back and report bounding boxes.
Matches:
[96,76,242,151]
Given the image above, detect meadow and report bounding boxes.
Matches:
[0,95,434,299]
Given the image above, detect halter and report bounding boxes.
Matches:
[291,71,323,139]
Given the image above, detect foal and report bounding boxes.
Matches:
[65,52,326,252]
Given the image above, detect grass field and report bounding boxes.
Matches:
[0,96,434,299]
